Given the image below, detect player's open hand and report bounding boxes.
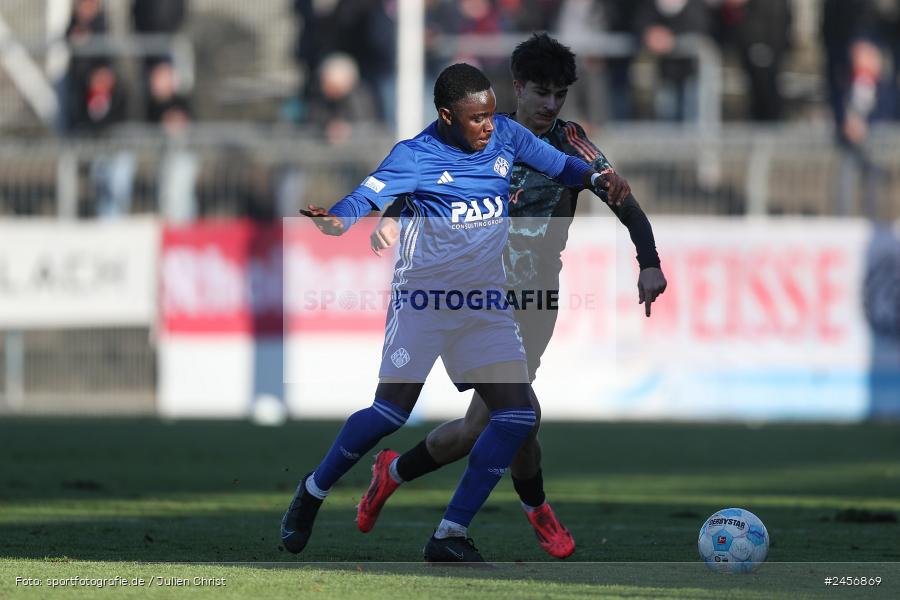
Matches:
[638,267,667,318]
[370,217,400,256]
[300,204,345,236]
[596,168,630,207]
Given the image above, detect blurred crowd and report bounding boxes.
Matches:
[56,0,900,140]
[59,0,196,220]
[44,0,900,220]
[61,0,191,135]
[291,0,900,135]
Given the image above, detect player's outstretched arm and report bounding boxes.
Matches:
[300,204,346,236]
[307,142,418,239]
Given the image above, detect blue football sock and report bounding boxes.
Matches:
[312,398,409,491]
[443,407,536,527]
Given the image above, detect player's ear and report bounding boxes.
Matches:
[512,79,525,98]
[438,106,453,126]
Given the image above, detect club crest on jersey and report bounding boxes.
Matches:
[493,156,510,177]
[450,196,504,224]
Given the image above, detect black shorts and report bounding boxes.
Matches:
[510,277,560,382]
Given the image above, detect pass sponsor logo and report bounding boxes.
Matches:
[450,196,504,230]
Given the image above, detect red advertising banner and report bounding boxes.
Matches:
[161,218,394,335]
[161,220,283,335]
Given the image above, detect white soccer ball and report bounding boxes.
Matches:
[251,394,287,426]
[698,508,769,573]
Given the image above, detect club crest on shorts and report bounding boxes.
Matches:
[493,156,510,177]
[391,347,410,368]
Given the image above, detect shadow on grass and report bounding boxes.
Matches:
[2,419,899,504]
[2,495,898,564]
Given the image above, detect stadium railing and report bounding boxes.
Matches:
[1,123,897,220]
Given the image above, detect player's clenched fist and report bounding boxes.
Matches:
[370,217,400,256]
[300,204,345,236]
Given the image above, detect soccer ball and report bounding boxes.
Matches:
[698,508,769,573]
[251,394,287,426]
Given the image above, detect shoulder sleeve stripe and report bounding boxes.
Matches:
[563,123,599,163]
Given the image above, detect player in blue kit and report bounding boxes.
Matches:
[358,34,666,559]
[282,62,625,562]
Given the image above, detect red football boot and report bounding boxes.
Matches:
[356,449,400,533]
[524,502,576,559]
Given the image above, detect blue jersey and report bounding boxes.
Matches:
[329,115,590,290]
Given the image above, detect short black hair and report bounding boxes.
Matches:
[510,33,577,88]
[433,63,492,111]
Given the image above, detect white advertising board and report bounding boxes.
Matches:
[0,218,159,328]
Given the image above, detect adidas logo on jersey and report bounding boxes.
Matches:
[437,171,454,184]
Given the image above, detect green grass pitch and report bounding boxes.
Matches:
[1,419,898,599]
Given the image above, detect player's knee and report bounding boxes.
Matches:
[460,419,486,451]
[525,388,541,435]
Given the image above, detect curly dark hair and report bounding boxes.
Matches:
[510,33,577,87]
[433,63,492,111]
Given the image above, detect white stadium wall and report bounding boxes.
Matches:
[157,217,900,421]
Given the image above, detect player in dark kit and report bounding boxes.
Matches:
[282,61,629,562]
[359,34,667,559]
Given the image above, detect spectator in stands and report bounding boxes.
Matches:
[63,0,109,132]
[634,0,712,121]
[599,0,642,120]
[552,0,608,124]
[132,0,186,38]
[292,0,394,125]
[69,62,128,133]
[132,0,187,70]
[825,0,900,144]
[132,0,188,122]
[146,60,192,125]
[823,0,900,218]
[714,0,792,121]
[157,106,198,223]
[305,53,378,145]
[293,0,333,118]
[333,0,397,125]
[64,1,135,219]
[74,62,136,220]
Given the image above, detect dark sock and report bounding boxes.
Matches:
[395,439,442,482]
[512,468,546,508]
